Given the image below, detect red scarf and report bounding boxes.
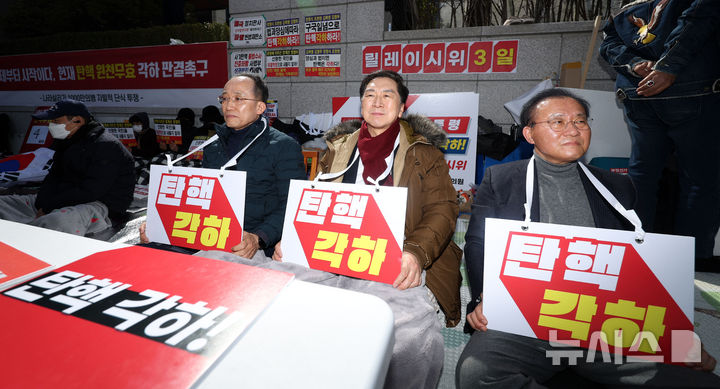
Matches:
[357,119,400,185]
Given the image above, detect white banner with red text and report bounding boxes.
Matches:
[280,179,407,284]
[147,165,246,252]
[331,92,478,190]
[483,217,695,364]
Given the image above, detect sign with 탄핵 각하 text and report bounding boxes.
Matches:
[305,48,341,77]
[0,245,293,388]
[280,179,407,284]
[146,165,246,252]
[362,40,518,74]
[483,218,696,364]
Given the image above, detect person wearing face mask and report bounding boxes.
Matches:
[0,100,135,235]
[128,112,159,160]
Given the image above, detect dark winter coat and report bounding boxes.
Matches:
[463,159,636,330]
[36,120,135,217]
[203,116,306,254]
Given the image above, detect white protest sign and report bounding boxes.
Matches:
[280,179,407,284]
[332,92,478,190]
[147,165,246,252]
[483,217,694,363]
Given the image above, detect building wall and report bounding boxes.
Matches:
[1,0,619,154]
[230,0,618,130]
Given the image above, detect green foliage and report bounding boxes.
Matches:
[0,23,229,56]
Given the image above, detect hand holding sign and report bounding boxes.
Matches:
[466,298,488,332]
[393,251,422,290]
[231,231,260,259]
[146,165,246,252]
[280,180,407,284]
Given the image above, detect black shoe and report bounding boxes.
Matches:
[695,256,720,273]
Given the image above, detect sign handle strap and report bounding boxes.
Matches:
[314,150,359,183]
[219,117,268,177]
[523,155,645,243]
[165,134,220,173]
[577,162,645,243]
[522,156,535,229]
[314,133,400,192]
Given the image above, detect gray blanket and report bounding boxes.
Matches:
[196,250,444,389]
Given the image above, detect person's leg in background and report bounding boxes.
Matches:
[623,99,673,232]
[664,93,720,263]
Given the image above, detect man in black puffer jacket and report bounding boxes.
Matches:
[0,100,135,235]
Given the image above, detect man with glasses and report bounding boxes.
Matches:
[203,74,305,259]
[456,89,720,388]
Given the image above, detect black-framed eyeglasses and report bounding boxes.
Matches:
[218,96,263,104]
[531,117,593,132]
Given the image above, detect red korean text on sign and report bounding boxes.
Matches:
[445,42,469,73]
[292,189,402,284]
[381,44,402,73]
[423,43,445,73]
[492,40,519,72]
[362,46,382,74]
[428,116,470,134]
[155,173,243,251]
[498,232,691,363]
[468,41,493,73]
[402,44,423,74]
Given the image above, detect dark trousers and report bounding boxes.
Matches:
[622,93,720,258]
[456,329,720,388]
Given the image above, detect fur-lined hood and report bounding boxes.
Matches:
[324,114,447,148]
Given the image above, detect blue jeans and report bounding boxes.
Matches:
[622,93,720,258]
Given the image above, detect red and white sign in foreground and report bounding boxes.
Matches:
[146,165,246,252]
[483,218,696,363]
[0,245,293,388]
[280,180,407,284]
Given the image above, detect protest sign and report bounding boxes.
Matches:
[0,245,293,388]
[281,179,407,284]
[146,165,246,252]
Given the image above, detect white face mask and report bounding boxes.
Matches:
[48,122,72,139]
[132,124,143,133]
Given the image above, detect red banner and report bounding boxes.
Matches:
[0,42,228,91]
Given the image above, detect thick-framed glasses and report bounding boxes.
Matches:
[531,117,593,132]
[218,96,262,104]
